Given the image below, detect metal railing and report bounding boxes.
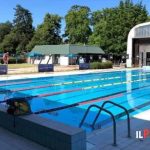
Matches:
[91,101,131,138]
[79,104,117,146]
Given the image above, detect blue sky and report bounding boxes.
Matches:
[0,0,149,30]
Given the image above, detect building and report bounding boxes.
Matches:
[28,44,105,65]
[127,22,150,67]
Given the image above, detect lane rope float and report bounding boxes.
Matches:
[1,72,150,93]
[33,83,150,115]
[0,77,149,105]
[4,80,150,116]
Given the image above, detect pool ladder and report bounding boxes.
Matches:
[79,101,131,146]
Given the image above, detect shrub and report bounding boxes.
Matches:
[90,62,99,69]
[8,57,26,64]
[90,61,112,69]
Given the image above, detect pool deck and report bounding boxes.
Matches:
[0,67,140,81]
[86,110,150,150]
[0,110,149,150]
[0,127,49,150]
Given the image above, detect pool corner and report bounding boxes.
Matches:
[0,104,86,150]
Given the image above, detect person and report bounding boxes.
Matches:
[79,57,84,64]
[3,52,9,64]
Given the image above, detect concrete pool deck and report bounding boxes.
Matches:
[0,67,140,81]
[87,109,150,150]
[0,111,149,150]
[86,116,150,150]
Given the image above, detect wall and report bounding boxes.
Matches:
[60,55,69,66]
[127,22,150,67]
[28,55,53,64]
[0,105,86,150]
[139,44,150,66]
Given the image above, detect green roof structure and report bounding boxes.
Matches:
[31,44,104,55]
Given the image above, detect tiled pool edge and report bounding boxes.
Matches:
[0,105,86,150]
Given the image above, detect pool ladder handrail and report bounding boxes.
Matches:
[79,104,117,146]
[92,101,131,138]
[79,101,131,146]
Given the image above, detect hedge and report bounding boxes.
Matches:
[90,61,113,69]
[0,57,26,64]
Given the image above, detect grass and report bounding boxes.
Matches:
[8,63,36,69]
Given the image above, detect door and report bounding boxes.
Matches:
[146,52,150,66]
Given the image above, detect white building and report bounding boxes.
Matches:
[127,22,150,67]
[28,44,105,66]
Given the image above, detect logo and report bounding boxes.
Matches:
[136,129,150,139]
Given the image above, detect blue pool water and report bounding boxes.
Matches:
[0,69,150,131]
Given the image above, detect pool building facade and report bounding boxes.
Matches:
[28,44,105,65]
[127,22,150,67]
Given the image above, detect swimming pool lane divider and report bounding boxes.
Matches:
[0,77,149,104]
[2,79,150,123]
[33,83,150,115]
[98,95,150,129]
[1,72,150,93]
[0,71,149,88]
[0,80,32,87]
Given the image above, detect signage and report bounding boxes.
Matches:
[0,65,8,75]
[79,63,90,70]
[38,64,54,72]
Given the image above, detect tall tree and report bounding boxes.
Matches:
[1,5,34,54]
[13,4,34,53]
[27,13,62,50]
[65,5,91,44]
[0,21,12,44]
[89,0,148,54]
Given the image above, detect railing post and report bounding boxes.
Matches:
[92,101,131,138]
[79,104,117,146]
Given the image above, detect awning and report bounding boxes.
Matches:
[65,53,78,58]
[28,52,43,57]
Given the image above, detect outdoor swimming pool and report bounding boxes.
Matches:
[0,69,150,131]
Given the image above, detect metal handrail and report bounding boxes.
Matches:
[92,101,131,138]
[79,104,117,146]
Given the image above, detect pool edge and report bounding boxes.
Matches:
[0,104,86,150]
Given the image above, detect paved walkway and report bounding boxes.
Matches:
[0,127,49,150]
[0,67,140,81]
[86,117,150,150]
[0,116,149,150]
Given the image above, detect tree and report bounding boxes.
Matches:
[13,5,34,53]
[0,21,12,44]
[89,0,148,54]
[65,5,92,44]
[27,13,62,50]
[0,31,18,53]
[0,5,34,54]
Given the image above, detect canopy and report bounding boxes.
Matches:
[66,53,78,58]
[28,52,43,57]
[0,53,3,57]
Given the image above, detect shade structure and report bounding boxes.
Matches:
[66,53,78,58]
[28,52,43,57]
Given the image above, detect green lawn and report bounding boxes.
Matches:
[8,63,36,69]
